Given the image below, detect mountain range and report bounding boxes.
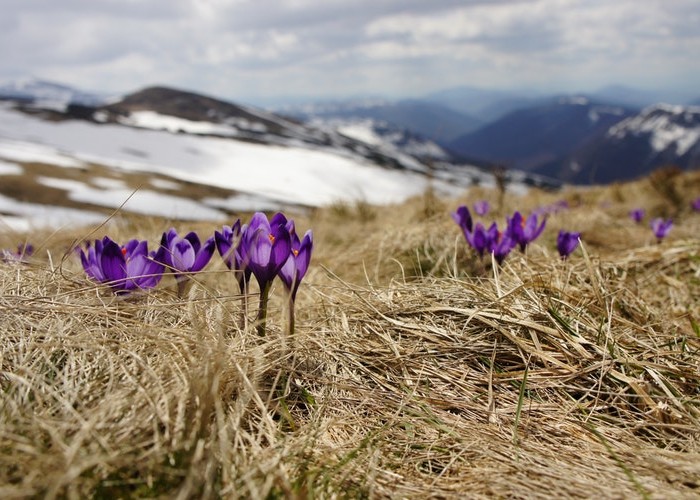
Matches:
[1,77,699,198]
[282,88,700,184]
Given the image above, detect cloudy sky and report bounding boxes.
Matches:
[1,0,698,105]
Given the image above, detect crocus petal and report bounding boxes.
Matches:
[248,212,271,234]
[295,230,313,280]
[270,212,288,229]
[278,254,296,291]
[80,244,104,281]
[191,236,215,272]
[100,239,127,283]
[270,224,292,271]
[138,254,165,288]
[467,223,489,256]
[215,227,234,269]
[527,215,546,241]
[126,246,151,278]
[123,239,142,256]
[247,227,272,268]
[172,238,196,271]
[451,205,473,233]
[184,231,202,255]
[159,228,178,267]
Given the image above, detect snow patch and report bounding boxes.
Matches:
[36,176,88,191]
[0,160,22,175]
[336,121,385,146]
[118,111,240,137]
[0,193,107,231]
[149,178,181,190]
[0,138,84,168]
[607,105,700,155]
[66,188,227,220]
[91,177,128,189]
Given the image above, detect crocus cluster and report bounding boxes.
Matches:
[77,212,313,335]
[452,205,546,264]
[629,205,676,242]
[2,243,33,264]
[533,199,569,217]
[215,212,313,299]
[79,237,165,294]
[215,212,313,336]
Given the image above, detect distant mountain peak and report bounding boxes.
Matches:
[607,104,700,156]
[0,76,109,109]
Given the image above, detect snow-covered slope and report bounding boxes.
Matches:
[0,103,486,230]
[312,117,451,162]
[0,82,541,230]
[607,104,700,156]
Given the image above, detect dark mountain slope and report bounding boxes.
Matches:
[448,97,634,171]
[537,104,700,184]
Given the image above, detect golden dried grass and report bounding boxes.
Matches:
[1,170,699,498]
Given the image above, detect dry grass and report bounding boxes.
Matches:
[1,170,700,498]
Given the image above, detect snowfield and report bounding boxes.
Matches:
[0,103,476,229]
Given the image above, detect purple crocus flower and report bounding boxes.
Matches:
[79,236,165,294]
[241,212,292,293]
[159,228,215,295]
[490,231,517,265]
[629,208,645,223]
[507,211,546,252]
[2,243,34,263]
[451,205,473,239]
[237,212,292,336]
[465,221,498,257]
[278,221,313,337]
[691,197,700,212]
[215,219,251,292]
[473,200,490,216]
[557,230,580,259]
[278,222,313,301]
[650,218,673,242]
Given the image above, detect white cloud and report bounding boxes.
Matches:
[0,0,698,101]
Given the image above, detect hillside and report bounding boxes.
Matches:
[448,97,634,171]
[283,98,483,144]
[536,104,700,184]
[0,86,554,230]
[1,169,699,497]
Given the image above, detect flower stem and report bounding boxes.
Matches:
[239,276,249,331]
[176,277,189,298]
[256,282,271,337]
[287,295,295,339]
